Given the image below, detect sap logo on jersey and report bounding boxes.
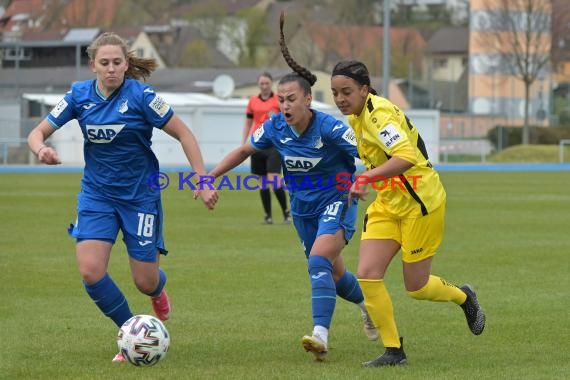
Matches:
[284,156,322,172]
[86,124,125,143]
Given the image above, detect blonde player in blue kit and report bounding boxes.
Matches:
[27,32,218,363]
[205,12,378,361]
[331,60,486,367]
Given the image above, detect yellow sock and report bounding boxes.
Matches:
[407,275,467,304]
[358,279,401,348]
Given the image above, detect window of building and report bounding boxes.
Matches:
[3,47,31,61]
[28,101,42,117]
[434,58,447,69]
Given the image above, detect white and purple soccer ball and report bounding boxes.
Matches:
[117,314,170,367]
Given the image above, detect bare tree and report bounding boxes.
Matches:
[550,0,570,74]
[479,0,551,145]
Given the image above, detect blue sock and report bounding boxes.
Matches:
[84,273,132,328]
[335,270,364,304]
[149,268,167,297]
[308,255,336,329]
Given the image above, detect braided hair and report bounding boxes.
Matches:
[279,11,316,95]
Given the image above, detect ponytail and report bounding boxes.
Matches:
[278,11,316,94]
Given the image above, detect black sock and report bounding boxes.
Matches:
[260,189,271,217]
[273,187,289,215]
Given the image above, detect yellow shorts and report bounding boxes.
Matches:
[361,201,445,263]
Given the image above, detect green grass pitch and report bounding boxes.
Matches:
[1,171,569,379]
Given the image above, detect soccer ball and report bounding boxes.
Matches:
[117,314,170,366]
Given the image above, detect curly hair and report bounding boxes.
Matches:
[87,32,157,81]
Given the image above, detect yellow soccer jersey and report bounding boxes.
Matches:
[348,94,446,218]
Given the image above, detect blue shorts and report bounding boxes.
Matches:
[293,199,357,258]
[68,192,167,262]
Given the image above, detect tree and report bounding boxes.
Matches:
[550,0,570,75]
[334,0,381,26]
[479,0,551,145]
[183,2,270,66]
[184,1,226,45]
[179,40,212,67]
[232,7,269,67]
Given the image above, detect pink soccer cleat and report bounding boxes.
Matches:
[112,352,126,363]
[151,290,171,321]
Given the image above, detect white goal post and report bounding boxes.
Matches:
[560,139,570,163]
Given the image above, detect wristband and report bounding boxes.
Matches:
[195,177,214,187]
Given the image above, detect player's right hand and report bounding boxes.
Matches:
[38,147,61,165]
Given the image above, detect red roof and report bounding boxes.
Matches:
[308,23,426,61]
[57,0,123,28]
[0,0,45,32]
[22,29,65,41]
[2,0,44,17]
[0,0,124,33]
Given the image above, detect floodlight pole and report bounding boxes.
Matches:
[76,43,82,81]
[383,0,391,98]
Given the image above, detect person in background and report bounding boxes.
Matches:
[27,32,218,363]
[330,59,486,367]
[243,72,291,224]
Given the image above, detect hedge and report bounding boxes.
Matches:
[487,125,570,150]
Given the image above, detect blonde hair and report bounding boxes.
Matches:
[86,32,157,81]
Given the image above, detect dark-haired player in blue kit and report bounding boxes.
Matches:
[27,32,218,363]
[206,14,378,361]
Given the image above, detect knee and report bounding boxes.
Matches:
[78,264,106,285]
[357,268,380,279]
[134,277,158,295]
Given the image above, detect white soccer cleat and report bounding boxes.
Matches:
[302,333,328,361]
[361,310,379,341]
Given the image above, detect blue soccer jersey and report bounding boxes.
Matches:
[47,78,173,202]
[251,110,357,217]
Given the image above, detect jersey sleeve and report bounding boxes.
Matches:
[249,119,274,150]
[245,97,254,119]
[326,119,358,158]
[141,87,174,129]
[369,109,417,164]
[46,89,77,129]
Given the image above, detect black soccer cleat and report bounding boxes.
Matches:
[362,337,407,367]
[460,284,486,335]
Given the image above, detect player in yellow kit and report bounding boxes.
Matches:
[331,60,486,367]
